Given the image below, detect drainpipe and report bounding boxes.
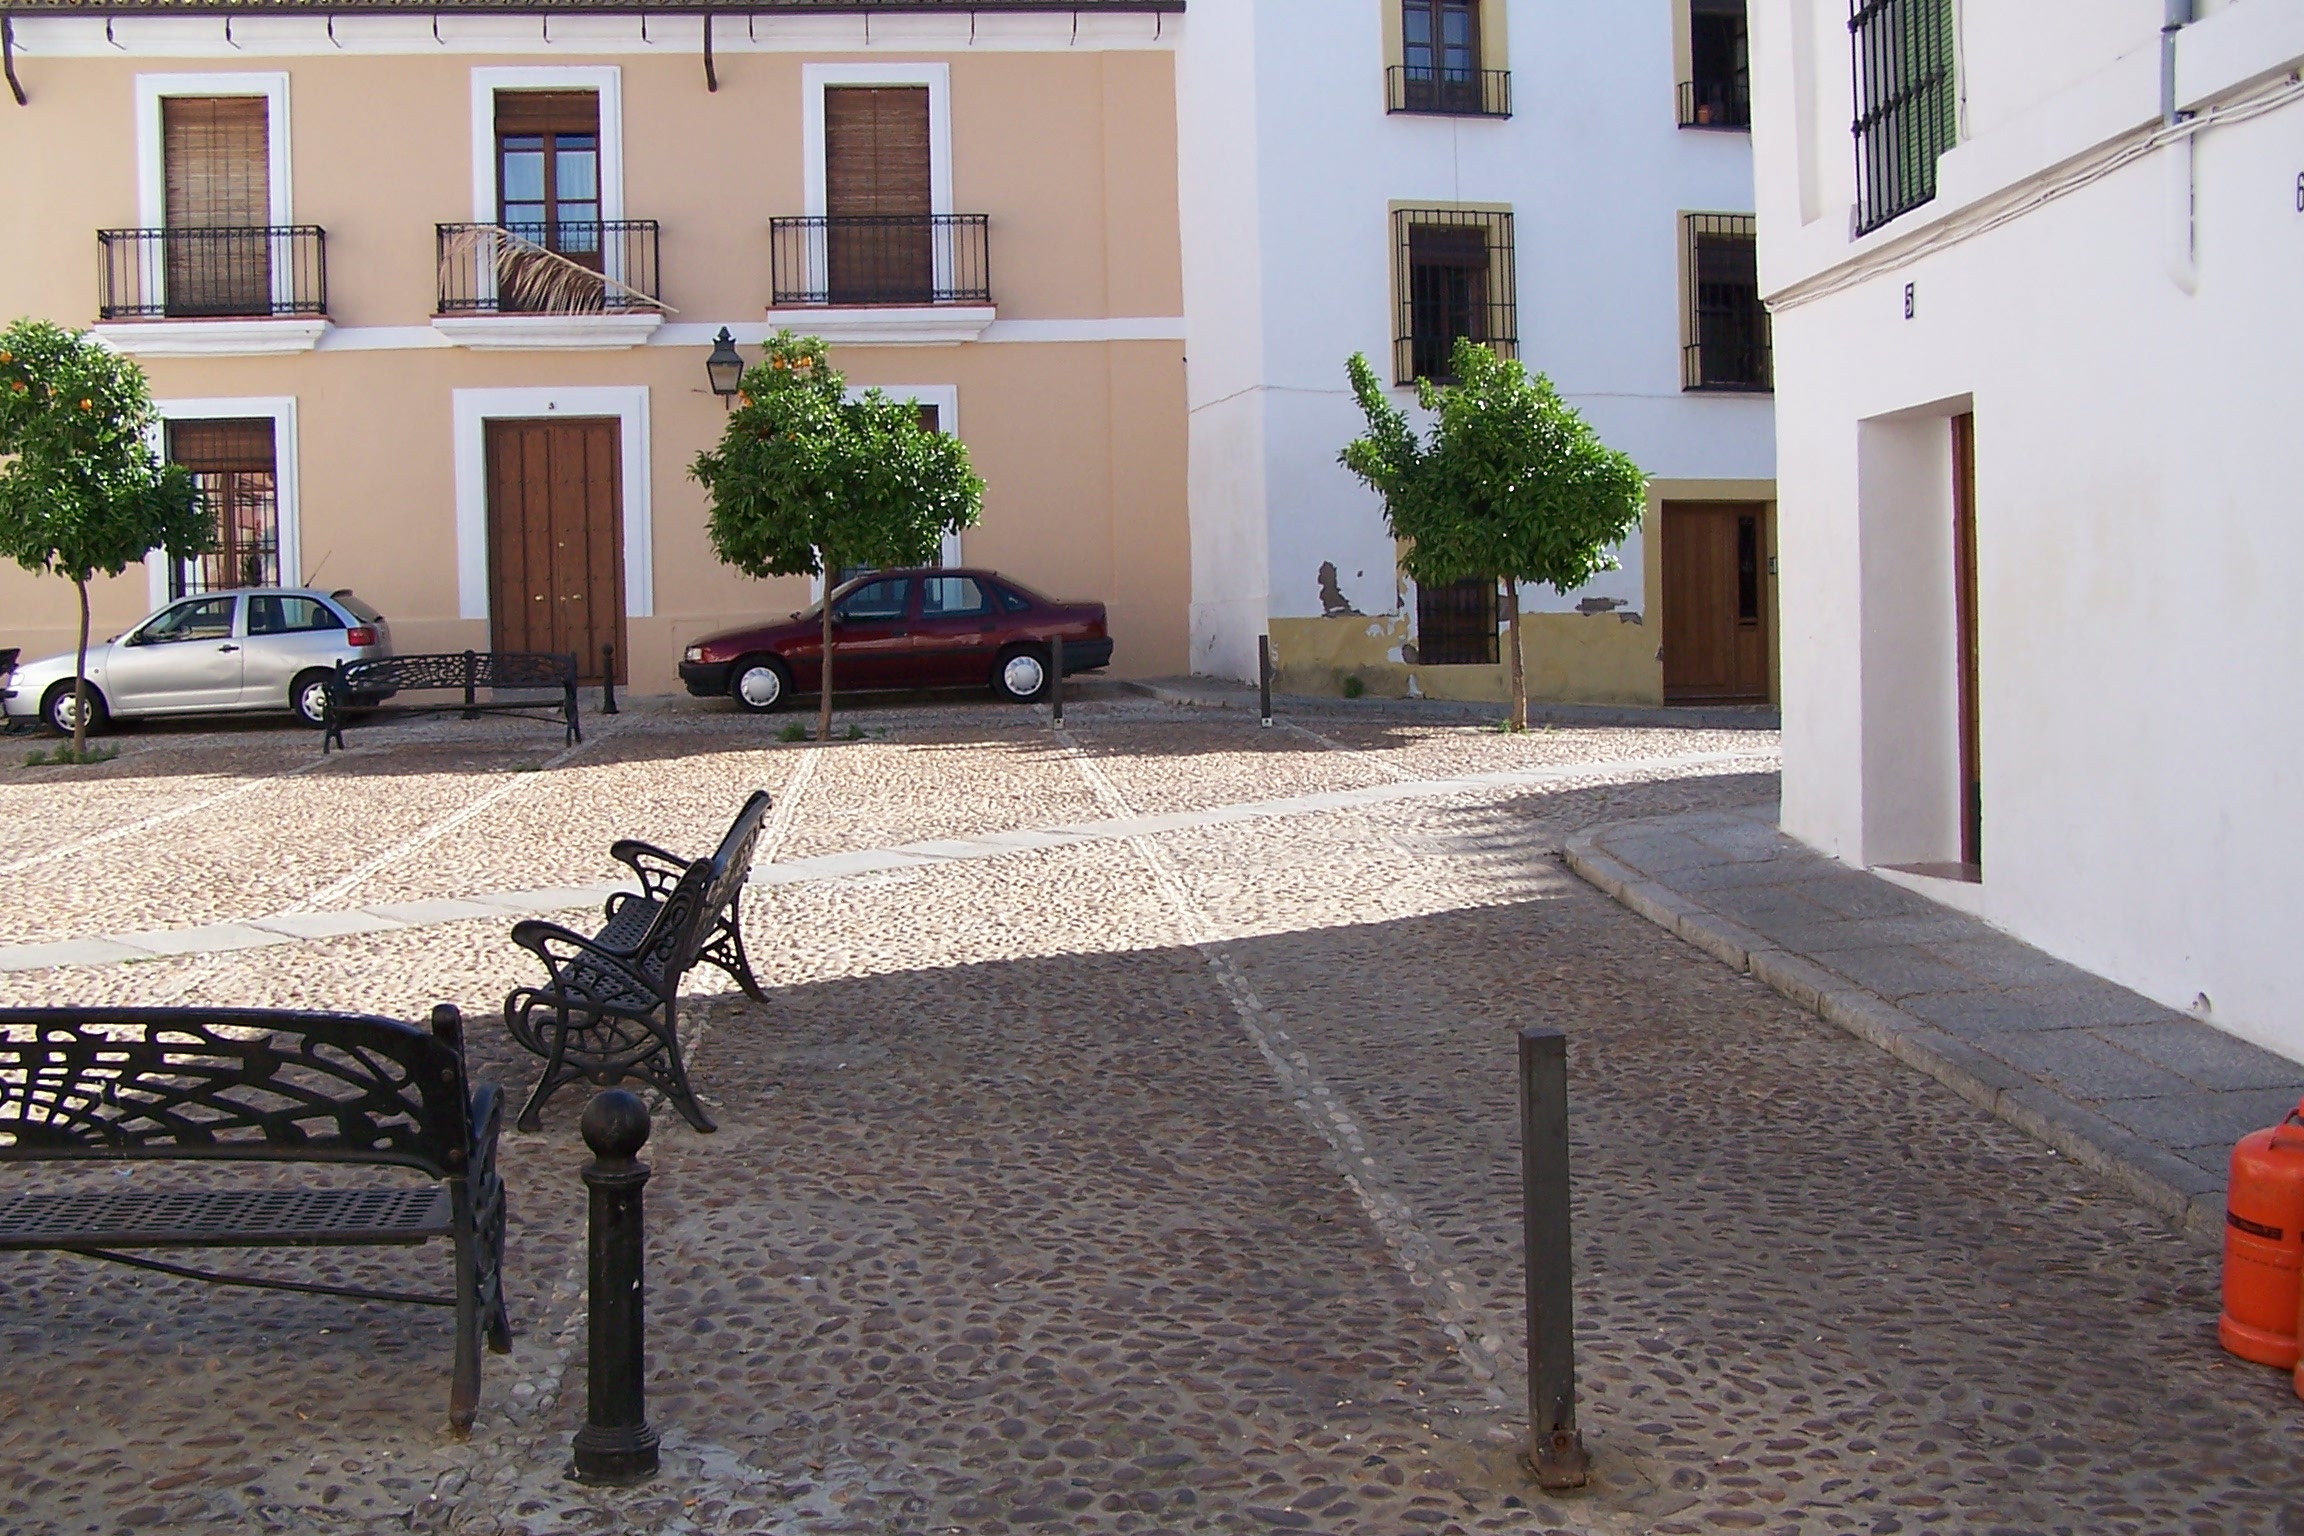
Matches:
[2161,0,2194,124]
[2163,0,2197,291]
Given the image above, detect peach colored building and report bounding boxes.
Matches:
[0,0,1187,696]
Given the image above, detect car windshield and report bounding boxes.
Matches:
[332,591,385,624]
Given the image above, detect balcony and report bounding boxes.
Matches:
[432,220,664,349]
[767,215,993,345]
[1385,66,1512,119]
[94,226,329,354]
[1677,79,1751,129]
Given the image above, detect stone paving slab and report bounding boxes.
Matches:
[1566,800,2304,1247]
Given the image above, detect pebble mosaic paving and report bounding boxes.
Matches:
[0,695,2298,1534]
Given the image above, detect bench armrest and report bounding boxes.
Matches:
[608,839,689,900]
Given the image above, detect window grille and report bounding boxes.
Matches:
[166,418,279,597]
[1683,214,1772,392]
[1849,0,1957,235]
[1415,577,1499,666]
[1393,208,1516,385]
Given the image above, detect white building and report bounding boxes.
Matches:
[1748,1,2304,1060]
[1176,0,1779,707]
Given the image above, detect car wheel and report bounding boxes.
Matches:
[291,670,335,729]
[41,680,108,738]
[993,646,1049,703]
[729,654,793,714]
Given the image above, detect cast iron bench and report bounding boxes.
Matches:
[323,650,579,753]
[0,1004,511,1434]
[504,790,773,1136]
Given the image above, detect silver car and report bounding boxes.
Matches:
[1,588,392,735]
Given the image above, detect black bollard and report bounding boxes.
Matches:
[1519,1026,1590,1489]
[1258,634,1273,728]
[1049,635,1065,728]
[570,1089,660,1484]
[601,643,620,715]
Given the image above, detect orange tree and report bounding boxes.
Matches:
[690,331,982,742]
[1342,339,1645,731]
[0,319,206,757]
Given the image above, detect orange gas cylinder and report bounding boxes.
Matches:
[2221,1098,2304,1369]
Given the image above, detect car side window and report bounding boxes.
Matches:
[992,585,1033,614]
[136,596,238,644]
[834,578,911,622]
[921,577,990,617]
[248,596,345,636]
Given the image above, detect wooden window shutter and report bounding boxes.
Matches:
[167,418,277,476]
[494,90,599,137]
[824,86,932,217]
[163,96,268,230]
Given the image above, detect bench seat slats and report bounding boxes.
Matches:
[0,1185,452,1250]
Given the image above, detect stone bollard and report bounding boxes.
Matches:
[1050,636,1065,728]
[601,643,620,716]
[570,1089,660,1484]
[1520,1026,1591,1489]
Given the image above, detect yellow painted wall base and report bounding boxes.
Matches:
[1268,612,1664,707]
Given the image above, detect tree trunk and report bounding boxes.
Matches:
[1504,575,1527,733]
[71,576,91,759]
[817,570,836,744]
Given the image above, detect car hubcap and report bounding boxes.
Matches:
[738,666,782,708]
[50,694,82,729]
[300,684,329,721]
[1003,655,1046,698]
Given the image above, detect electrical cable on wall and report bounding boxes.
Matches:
[1771,70,2304,314]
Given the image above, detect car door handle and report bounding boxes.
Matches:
[218,644,240,652]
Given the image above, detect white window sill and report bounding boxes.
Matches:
[430,313,665,350]
[763,306,997,346]
[93,319,330,357]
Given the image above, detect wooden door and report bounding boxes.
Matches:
[825,85,933,304]
[1951,413,1981,868]
[485,419,626,683]
[1661,501,1770,703]
[162,96,270,317]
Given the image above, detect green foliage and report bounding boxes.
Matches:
[1340,339,1646,598]
[0,319,206,588]
[843,722,866,741]
[689,331,983,581]
[777,720,809,743]
[1341,674,1366,699]
[22,743,118,767]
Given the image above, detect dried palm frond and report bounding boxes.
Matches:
[437,225,675,316]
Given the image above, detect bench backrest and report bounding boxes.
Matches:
[339,651,574,695]
[703,790,774,918]
[612,793,773,984]
[0,1005,476,1180]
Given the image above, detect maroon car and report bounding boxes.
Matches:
[679,568,1113,713]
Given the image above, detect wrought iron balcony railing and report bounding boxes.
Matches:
[1677,78,1752,129]
[434,220,662,315]
[769,215,991,307]
[1385,65,1512,119]
[96,226,327,321]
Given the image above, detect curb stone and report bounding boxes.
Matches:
[1120,676,1782,732]
[1564,825,2227,1248]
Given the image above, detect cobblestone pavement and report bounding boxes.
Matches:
[1,695,2299,1535]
